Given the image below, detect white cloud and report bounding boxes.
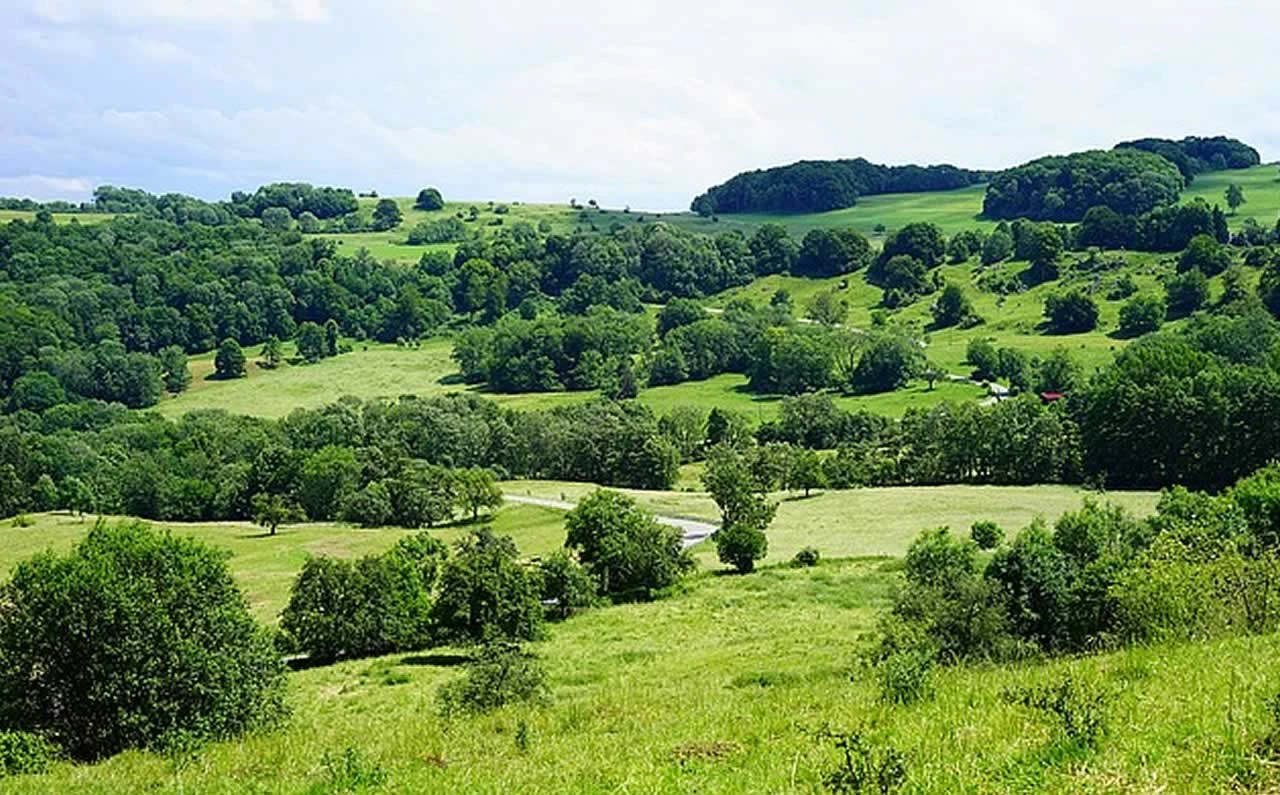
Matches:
[5,0,1280,206]
[0,174,94,200]
[32,0,330,25]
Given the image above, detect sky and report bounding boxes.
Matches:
[2,0,1278,211]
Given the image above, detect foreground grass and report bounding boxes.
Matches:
[0,504,567,623]
[7,554,1278,793]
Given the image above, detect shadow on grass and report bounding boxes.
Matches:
[436,372,467,386]
[401,653,471,668]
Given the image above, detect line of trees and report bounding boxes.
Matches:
[691,158,989,215]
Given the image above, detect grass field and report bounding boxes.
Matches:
[0,210,115,224]
[8,549,1276,793]
[502,480,1160,565]
[0,503,568,624]
[1183,164,1280,229]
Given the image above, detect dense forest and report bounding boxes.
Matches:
[1114,135,1261,181]
[6,306,1280,524]
[981,149,1185,222]
[690,158,989,215]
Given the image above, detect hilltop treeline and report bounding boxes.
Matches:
[1115,135,1261,181]
[690,158,989,215]
[982,149,1185,222]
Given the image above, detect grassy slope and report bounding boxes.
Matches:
[660,164,1280,240]
[8,554,1276,793]
[0,210,115,224]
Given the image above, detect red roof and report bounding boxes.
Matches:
[1040,392,1065,402]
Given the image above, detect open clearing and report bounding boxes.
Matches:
[502,481,1160,565]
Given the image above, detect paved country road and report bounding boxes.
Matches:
[502,494,717,549]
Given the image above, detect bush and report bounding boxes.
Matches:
[1117,294,1166,337]
[970,520,1004,550]
[538,550,599,620]
[437,642,549,717]
[793,546,821,567]
[715,521,769,574]
[1001,674,1110,748]
[817,727,907,794]
[1166,268,1209,317]
[279,532,444,662]
[431,530,544,645]
[9,514,32,528]
[317,747,388,791]
[0,731,57,778]
[565,491,692,597]
[876,645,935,705]
[1044,290,1099,334]
[0,522,287,760]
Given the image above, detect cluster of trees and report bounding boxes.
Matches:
[452,309,650,394]
[284,489,693,664]
[982,149,1184,222]
[1115,135,1261,181]
[0,394,686,524]
[691,158,989,215]
[880,465,1280,677]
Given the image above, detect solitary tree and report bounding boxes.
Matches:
[260,336,284,369]
[704,446,777,573]
[295,322,326,363]
[807,290,849,326]
[565,491,690,596]
[251,493,301,536]
[371,198,403,231]
[414,187,445,211]
[157,345,191,393]
[0,523,287,759]
[214,338,246,379]
[324,318,340,358]
[456,468,503,522]
[1225,183,1246,215]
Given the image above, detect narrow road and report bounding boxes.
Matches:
[502,494,717,549]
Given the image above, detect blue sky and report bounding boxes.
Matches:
[2,0,1278,210]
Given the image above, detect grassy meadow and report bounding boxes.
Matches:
[0,210,115,224]
[0,504,568,624]
[5,547,1277,793]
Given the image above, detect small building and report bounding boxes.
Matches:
[1040,392,1065,404]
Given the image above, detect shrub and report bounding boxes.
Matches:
[876,645,935,705]
[9,514,32,529]
[0,522,287,760]
[0,731,57,778]
[317,747,388,791]
[538,550,599,620]
[431,529,544,645]
[1117,294,1166,337]
[970,520,1004,550]
[437,642,549,717]
[817,727,907,794]
[1043,290,1099,334]
[279,532,444,662]
[1001,674,1110,748]
[793,546,821,567]
[715,522,769,574]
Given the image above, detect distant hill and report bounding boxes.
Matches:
[690,158,989,216]
[1115,135,1261,181]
